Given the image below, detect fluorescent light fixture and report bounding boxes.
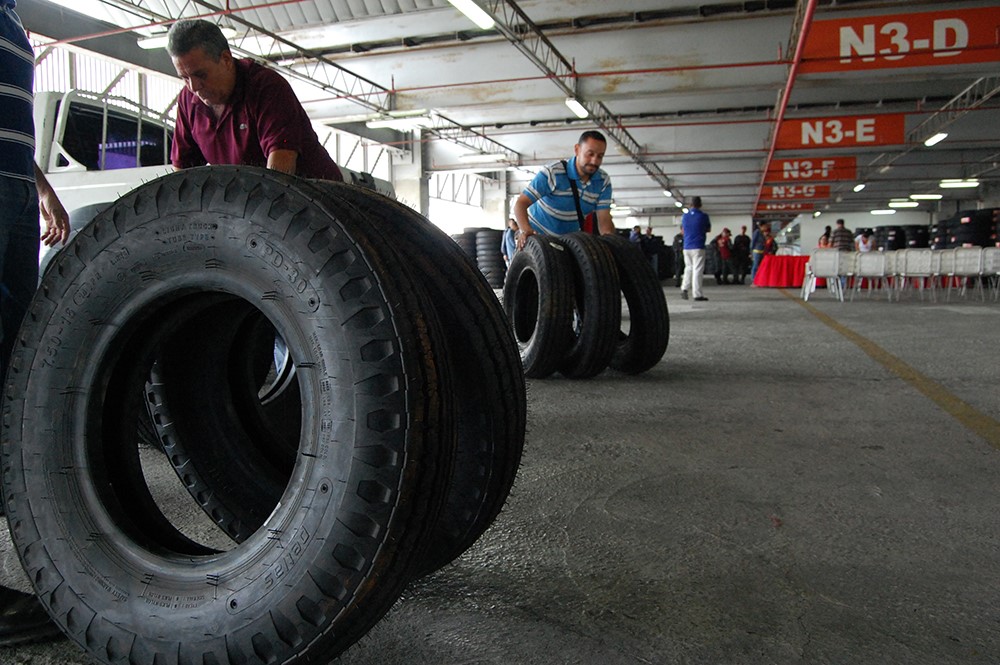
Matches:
[138,26,236,49]
[674,200,683,208]
[878,164,892,174]
[663,190,672,198]
[446,0,495,30]
[852,183,866,193]
[939,178,979,188]
[610,207,633,217]
[365,115,433,131]
[812,211,822,218]
[910,193,943,200]
[565,97,589,119]
[923,132,948,147]
[870,209,896,215]
[888,200,919,208]
[457,152,508,162]
[681,207,689,214]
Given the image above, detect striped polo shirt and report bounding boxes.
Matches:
[523,157,612,236]
[0,0,35,182]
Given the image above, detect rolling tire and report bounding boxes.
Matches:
[503,235,574,378]
[598,234,669,374]
[2,166,454,664]
[555,232,621,379]
[308,182,526,577]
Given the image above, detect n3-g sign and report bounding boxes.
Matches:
[765,157,856,182]
[776,114,905,150]
[761,185,830,201]
[801,7,1000,72]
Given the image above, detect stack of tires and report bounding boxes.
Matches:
[901,224,930,248]
[476,228,506,288]
[1,167,526,664]
[451,227,506,288]
[503,232,669,379]
[948,209,997,247]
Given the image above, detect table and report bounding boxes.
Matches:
[753,255,810,288]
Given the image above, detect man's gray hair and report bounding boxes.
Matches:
[167,19,230,59]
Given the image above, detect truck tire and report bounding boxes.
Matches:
[2,166,454,664]
[599,234,670,374]
[503,235,574,378]
[309,182,525,577]
[555,232,621,379]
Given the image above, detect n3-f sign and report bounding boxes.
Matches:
[765,157,856,182]
[776,114,905,150]
[801,7,1000,73]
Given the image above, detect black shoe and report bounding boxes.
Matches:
[694,296,709,301]
[680,290,688,300]
[0,586,63,646]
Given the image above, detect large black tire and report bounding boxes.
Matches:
[554,232,621,379]
[2,166,454,664]
[503,235,575,378]
[599,234,670,374]
[310,183,525,577]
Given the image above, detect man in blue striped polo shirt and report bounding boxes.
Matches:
[1,0,69,646]
[512,130,614,250]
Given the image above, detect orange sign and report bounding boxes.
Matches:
[801,7,1000,73]
[765,157,856,182]
[755,202,815,213]
[761,185,830,201]
[776,114,905,150]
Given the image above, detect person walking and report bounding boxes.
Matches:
[680,196,711,301]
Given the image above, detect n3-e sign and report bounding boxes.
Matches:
[776,114,905,150]
[801,7,1000,73]
[765,157,856,182]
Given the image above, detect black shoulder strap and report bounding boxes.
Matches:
[562,160,586,230]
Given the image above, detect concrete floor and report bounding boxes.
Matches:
[3,281,1000,664]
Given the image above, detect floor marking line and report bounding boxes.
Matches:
[785,290,1000,451]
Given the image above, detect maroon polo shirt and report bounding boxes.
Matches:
[171,58,342,181]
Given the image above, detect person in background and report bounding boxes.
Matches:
[713,228,734,285]
[680,196,711,301]
[1,0,71,646]
[629,225,642,244]
[167,19,343,181]
[818,225,832,248]
[749,221,773,284]
[855,229,875,252]
[830,218,854,252]
[512,130,614,250]
[671,228,685,287]
[732,225,751,284]
[501,216,518,267]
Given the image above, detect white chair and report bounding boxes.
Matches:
[896,249,936,301]
[981,247,1000,302]
[952,247,985,301]
[803,249,847,302]
[934,249,956,300]
[850,251,889,301]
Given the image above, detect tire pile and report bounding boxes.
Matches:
[503,232,669,379]
[931,209,999,249]
[1,167,526,664]
[451,227,506,288]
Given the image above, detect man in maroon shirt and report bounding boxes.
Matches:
[167,19,343,181]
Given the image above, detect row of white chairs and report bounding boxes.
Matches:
[801,247,1000,303]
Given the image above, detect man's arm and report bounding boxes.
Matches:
[267,149,298,175]
[34,165,70,247]
[596,208,614,235]
[513,193,536,250]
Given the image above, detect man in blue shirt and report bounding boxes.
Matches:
[1,0,70,646]
[680,196,711,301]
[512,130,614,249]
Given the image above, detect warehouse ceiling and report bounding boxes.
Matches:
[23,0,1000,221]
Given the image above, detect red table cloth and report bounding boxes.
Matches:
[753,255,810,288]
